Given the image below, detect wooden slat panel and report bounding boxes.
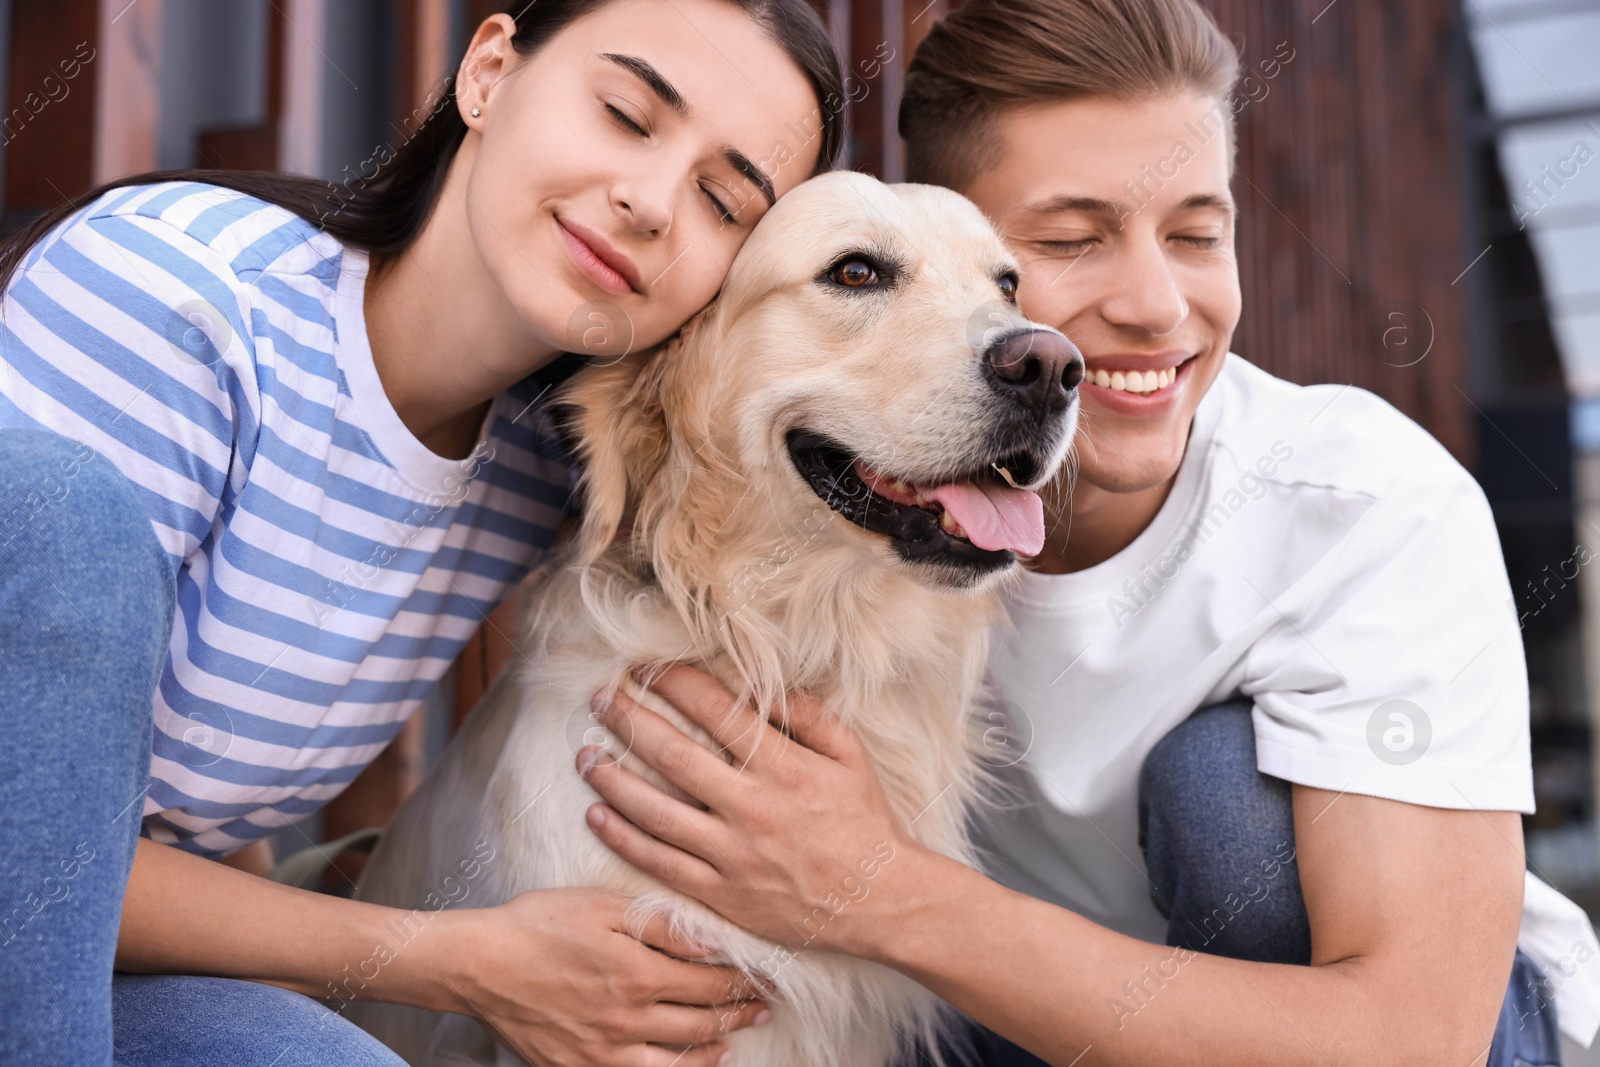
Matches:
[904,0,950,58]
[195,1,286,171]
[277,0,328,177]
[397,0,451,131]
[4,0,99,213]
[1201,0,1474,463]
[846,0,887,175]
[464,0,504,34]
[92,0,162,182]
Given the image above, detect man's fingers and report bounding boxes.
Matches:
[772,689,856,762]
[630,663,778,765]
[580,741,721,857]
[585,802,722,899]
[592,688,739,807]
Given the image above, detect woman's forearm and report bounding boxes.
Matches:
[116,838,466,1015]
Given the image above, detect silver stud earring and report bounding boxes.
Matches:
[470,107,481,118]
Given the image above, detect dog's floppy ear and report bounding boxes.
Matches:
[556,303,723,564]
[556,346,673,566]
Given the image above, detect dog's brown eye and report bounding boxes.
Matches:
[998,273,1018,302]
[832,260,878,287]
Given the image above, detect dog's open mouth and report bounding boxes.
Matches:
[786,429,1048,573]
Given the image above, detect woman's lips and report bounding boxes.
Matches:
[556,219,638,298]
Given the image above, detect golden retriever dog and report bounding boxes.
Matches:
[348,170,1082,1067]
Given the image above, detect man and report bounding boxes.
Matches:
[578,1,1600,1062]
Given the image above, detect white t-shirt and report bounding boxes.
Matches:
[974,354,1600,1045]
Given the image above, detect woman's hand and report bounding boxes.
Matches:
[441,887,770,1067]
[576,664,915,958]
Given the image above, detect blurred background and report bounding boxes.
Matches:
[2,0,1598,1053]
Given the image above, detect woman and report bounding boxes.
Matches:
[0,1,840,1064]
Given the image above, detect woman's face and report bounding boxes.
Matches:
[962,92,1243,496]
[455,0,823,357]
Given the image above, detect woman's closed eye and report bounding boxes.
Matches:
[604,102,740,225]
[703,185,737,224]
[605,102,649,137]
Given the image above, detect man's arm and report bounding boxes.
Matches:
[580,669,1525,1067]
[866,787,1522,1066]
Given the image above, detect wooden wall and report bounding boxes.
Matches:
[1207,0,1474,464]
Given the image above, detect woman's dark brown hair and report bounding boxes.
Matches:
[0,0,844,288]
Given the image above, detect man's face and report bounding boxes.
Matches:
[961,93,1243,496]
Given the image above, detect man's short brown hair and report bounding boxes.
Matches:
[899,0,1240,190]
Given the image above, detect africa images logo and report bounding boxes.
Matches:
[1366,699,1431,766]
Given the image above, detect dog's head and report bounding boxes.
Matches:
[561,170,1081,598]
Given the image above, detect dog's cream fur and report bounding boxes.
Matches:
[348,171,1077,1067]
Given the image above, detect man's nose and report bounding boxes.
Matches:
[984,329,1085,415]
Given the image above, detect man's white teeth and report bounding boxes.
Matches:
[1090,367,1176,394]
[939,509,966,538]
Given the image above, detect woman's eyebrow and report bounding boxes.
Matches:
[599,51,775,207]
[602,52,687,115]
[729,155,776,207]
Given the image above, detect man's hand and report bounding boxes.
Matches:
[577,663,914,956]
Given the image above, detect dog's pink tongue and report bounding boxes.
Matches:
[923,481,1045,556]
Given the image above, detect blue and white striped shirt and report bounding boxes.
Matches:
[0,181,576,859]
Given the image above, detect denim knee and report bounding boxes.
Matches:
[112,974,410,1066]
[1138,699,1311,964]
[0,431,177,1062]
[1489,949,1563,1067]
[0,429,174,684]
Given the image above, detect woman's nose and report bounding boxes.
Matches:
[613,182,673,239]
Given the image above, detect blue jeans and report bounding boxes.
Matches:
[0,429,404,1066]
[944,700,1563,1067]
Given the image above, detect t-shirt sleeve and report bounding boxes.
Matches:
[1244,462,1535,813]
[0,202,259,574]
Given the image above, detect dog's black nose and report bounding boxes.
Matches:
[984,329,1084,413]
